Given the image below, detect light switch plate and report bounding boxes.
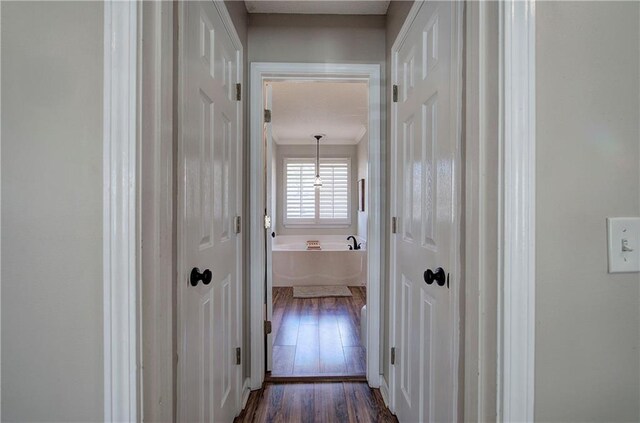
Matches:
[607,217,640,273]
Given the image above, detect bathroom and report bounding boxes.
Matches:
[266,80,369,377]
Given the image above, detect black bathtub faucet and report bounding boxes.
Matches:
[347,236,361,251]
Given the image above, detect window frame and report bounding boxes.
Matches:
[282,156,352,228]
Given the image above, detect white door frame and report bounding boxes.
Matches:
[497,0,536,421]
[249,62,382,389]
[103,1,139,421]
[388,0,536,421]
[463,1,500,421]
[140,1,175,422]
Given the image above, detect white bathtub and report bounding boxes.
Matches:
[272,235,367,286]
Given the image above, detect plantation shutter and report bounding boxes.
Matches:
[284,157,351,225]
[319,161,349,220]
[285,160,316,220]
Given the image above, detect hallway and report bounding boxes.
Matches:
[234,382,397,422]
[5,1,640,422]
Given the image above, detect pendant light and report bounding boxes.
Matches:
[313,134,323,188]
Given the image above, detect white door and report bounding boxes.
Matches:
[178,1,242,422]
[264,83,274,371]
[392,2,459,422]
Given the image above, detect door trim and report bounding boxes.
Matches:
[140,1,175,422]
[388,0,464,418]
[497,1,536,421]
[463,1,500,421]
[249,62,382,389]
[103,1,139,421]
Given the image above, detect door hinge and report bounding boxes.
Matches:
[234,216,242,234]
[393,85,399,103]
[235,347,241,365]
[264,320,272,335]
[264,215,272,229]
[391,347,396,365]
[264,109,272,123]
[391,217,398,234]
[236,83,242,101]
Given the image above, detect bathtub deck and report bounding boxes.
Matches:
[271,286,366,377]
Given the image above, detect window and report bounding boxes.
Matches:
[284,158,351,226]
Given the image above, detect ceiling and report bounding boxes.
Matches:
[270,81,368,145]
[244,1,390,15]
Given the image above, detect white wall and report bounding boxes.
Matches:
[1,2,104,421]
[274,144,358,237]
[535,2,640,421]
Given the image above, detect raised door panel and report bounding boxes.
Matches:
[197,90,215,250]
[418,290,435,422]
[421,94,437,249]
[399,275,413,409]
[402,116,416,243]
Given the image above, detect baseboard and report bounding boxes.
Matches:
[379,374,390,408]
[241,377,251,408]
[265,374,367,383]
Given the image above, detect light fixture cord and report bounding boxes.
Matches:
[316,137,320,178]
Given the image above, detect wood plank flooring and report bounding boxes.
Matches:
[271,287,366,377]
[234,383,398,423]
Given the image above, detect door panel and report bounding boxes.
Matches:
[393,2,457,422]
[399,276,414,409]
[179,2,241,422]
[419,289,435,423]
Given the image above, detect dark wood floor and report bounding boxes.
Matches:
[234,383,398,423]
[271,286,366,377]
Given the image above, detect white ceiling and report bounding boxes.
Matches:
[244,0,390,15]
[270,81,368,145]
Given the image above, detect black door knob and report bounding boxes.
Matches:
[190,267,212,286]
[424,267,446,287]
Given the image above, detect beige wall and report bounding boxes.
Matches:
[535,2,640,421]
[225,0,248,48]
[248,14,385,64]
[274,144,358,236]
[1,2,104,421]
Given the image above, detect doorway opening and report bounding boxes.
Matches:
[249,63,382,388]
[266,80,369,378]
